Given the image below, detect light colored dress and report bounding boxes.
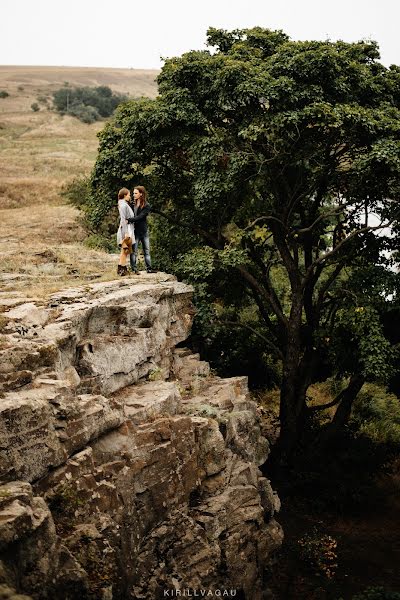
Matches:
[117,199,135,246]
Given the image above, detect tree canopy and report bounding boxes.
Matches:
[88,27,400,460]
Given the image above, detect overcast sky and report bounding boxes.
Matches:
[1,0,399,70]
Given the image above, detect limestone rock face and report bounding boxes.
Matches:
[0,481,87,600]
[0,276,282,599]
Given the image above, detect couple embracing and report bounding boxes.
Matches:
[117,186,155,276]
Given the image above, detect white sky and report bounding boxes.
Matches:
[1,0,399,70]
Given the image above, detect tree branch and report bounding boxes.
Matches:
[305,216,399,280]
[246,238,287,330]
[271,222,302,293]
[309,387,347,412]
[217,320,284,360]
[243,215,288,232]
[243,284,282,346]
[310,374,365,420]
[314,261,347,321]
[289,206,345,238]
[236,265,288,329]
[314,374,366,448]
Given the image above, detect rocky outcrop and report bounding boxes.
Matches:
[0,275,282,599]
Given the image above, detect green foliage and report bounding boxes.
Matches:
[84,233,115,253]
[330,306,397,382]
[288,380,400,513]
[147,366,163,381]
[68,103,97,123]
[351,383,400,444]
[84,27,400,451]
[61,176,114,249]
[31,102,40,112]
[0,90,9,98]
[61,176,119,248]
[61,175,91,209]
[49,484,85,531]
[52,84,128,123]
[179,247,217,281]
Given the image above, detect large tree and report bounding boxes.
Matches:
[89,28,400,461]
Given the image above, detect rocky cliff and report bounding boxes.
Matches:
[0,275,282,600]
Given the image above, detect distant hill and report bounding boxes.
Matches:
[0,64,160,199]
[0,65,159,98]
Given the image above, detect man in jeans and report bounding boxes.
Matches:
[127,186,155,274]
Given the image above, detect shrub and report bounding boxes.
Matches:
[0,90,9,98]
[61,176,91,209]
[61,177,119,248]
[31,102,40,112]
[52,85,127,122]
[351,383,400,445]
[84,234,115,253]
[68,103,100,124]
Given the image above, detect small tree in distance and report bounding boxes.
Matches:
[52,85,127,123]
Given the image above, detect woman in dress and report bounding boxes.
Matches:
[116,187,135,276]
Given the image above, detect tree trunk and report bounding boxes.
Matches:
[272,302,310,463]
[276,364,311,460]
[315,373,365,449]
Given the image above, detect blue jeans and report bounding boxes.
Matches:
[130,233,151,270]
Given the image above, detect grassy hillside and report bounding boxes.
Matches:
[0,65,159,101]
[0,66,159,299]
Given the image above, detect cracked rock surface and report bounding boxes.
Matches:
[0,276,282,599]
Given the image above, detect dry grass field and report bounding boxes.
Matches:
[0,65,159,301]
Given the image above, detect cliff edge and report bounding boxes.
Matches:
[0,274,282,599]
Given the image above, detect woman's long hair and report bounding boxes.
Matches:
[118,187,130,200]
[135,186,147,209]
